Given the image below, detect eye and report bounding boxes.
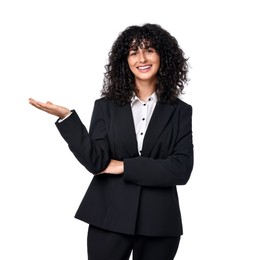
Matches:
[129,50,137,56]
[146,48,155,54]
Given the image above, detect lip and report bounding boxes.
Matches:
[137,65,152,72]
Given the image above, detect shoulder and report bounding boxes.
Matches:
[93,98,126,117]
[94,97,116,105]
[162,98,192,114]
[94,97,128,109]
[175,98,192,110]
[172,98,193,120]
[94,97,113,108]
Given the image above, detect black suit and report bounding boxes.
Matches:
[56,97,193,237]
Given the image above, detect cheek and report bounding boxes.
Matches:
[127,59,136,70]
[153,57,160,68]
[156,58,161,70]
[151,54,160,67]
[127,58,131,66]
[156,56,161,65]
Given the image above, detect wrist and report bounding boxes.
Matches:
[58,111,72,122]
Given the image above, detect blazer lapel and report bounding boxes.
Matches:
[141,102,176,157]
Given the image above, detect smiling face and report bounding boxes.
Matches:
[127,41,160,84]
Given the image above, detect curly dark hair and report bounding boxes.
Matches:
[101,23,189,105]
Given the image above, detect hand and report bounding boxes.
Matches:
[29,98,71,119]
[100,159,124,175]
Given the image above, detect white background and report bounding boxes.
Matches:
[1,0,257,259]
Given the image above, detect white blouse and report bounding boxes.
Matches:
[131,92,157,155]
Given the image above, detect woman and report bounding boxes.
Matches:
[29,23,193,260]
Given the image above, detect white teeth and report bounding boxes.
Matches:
[138,66,151,70]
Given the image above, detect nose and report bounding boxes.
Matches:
[139,50,147,63]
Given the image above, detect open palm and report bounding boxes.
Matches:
[28,98,70,119]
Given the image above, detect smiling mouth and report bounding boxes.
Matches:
[137,65,152,71]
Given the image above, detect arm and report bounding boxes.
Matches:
[55,100,111,174]
[123,105,193,187]
[29,97,111,174]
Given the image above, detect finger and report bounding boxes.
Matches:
[28,98,37,105]
[29,98,45,108]
[35,100,54,110]
[29,98,51,107]
[30,102,48,111]
[28,98,42,108]
[29,99,50,111]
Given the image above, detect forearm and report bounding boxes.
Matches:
[123,152,193,187]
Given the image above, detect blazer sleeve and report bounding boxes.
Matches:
[123,104,193,187]
[55,100,110,174]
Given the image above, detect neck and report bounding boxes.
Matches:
[135,78,156,102]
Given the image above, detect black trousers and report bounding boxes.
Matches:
[87,225,180,260]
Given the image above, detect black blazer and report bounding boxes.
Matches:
[56,98,193,237]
